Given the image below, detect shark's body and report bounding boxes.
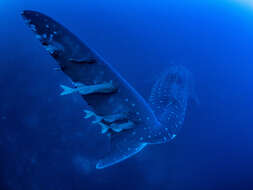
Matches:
[21,10,196,169]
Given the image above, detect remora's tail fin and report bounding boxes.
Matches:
[60,85,74,96]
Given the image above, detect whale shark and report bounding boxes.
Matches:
[21,10,197,169]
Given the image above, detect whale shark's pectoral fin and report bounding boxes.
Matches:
[96,132,147,169]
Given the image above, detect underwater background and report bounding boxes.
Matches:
[0,0,253,189]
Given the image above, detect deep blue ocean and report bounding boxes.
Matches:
[1,0,253,189]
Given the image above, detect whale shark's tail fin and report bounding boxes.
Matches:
[149,64,197,134]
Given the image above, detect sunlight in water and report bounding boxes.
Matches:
[235,0,253,7]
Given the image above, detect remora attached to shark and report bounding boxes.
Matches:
[21,10,197,169]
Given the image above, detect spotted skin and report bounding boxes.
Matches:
[148,65,193,143]
[21,10,195,169]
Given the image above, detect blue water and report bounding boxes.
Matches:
[1,0,253,189]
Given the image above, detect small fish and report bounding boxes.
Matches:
[60,82,117,96]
